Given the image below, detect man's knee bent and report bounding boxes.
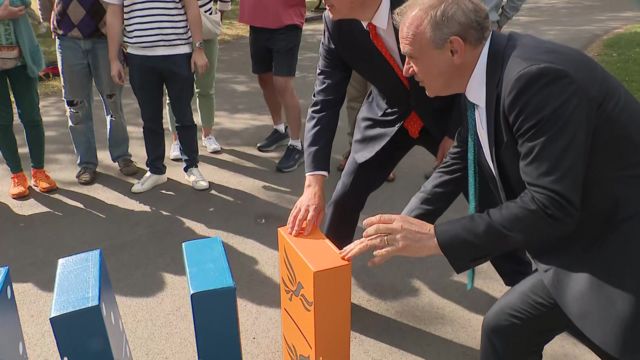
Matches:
[482,302,519,346]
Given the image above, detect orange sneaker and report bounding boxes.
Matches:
[31,168,58,193]
[9,172,29,199]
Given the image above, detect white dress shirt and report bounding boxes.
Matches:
[465,34,496,175]
[307,0,401,177]
[361,0,403,68]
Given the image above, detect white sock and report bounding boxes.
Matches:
[274,123,286,134]
[289,139,302,149]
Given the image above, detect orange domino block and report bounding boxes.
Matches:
[278,227,351,360]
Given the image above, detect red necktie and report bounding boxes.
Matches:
[368,23,424,139]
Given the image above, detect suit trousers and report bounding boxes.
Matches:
[343,71,369,158]
[481,271,615,359]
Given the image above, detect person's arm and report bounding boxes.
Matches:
[436,65,590,273]
[497,0,527,29]
[287,14,352,236]
[0,0,25,20]
[183,0,208,74]
[217,0,231,18]
[402,119,468,223]
[105,1,125,85]
[36,0,54,23]
[342,65,591,269]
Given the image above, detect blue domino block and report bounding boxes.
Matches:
[50,249,132,360]
[183,237,242,360]
[0,266,28,359]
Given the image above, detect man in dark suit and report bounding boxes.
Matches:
[341,0,640,358]
[286,0,532,286]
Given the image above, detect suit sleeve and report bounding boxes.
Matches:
[435,65,592,273]
[304,15,353,174]
[446,94,465,139]
[402,122,467,223]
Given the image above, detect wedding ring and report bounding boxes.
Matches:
[384,235,389,246]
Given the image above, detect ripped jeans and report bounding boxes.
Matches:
[56,36,131,170]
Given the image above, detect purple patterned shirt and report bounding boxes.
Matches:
[40,0,106,39]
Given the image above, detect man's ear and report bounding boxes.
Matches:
[448,36,465,64]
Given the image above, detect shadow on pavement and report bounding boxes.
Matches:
[0,182,279,308]
[352,304,479,359]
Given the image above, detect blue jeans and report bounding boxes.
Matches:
[127,53,198,174]
[57,36,131,170]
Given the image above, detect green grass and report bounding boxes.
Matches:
[33,24,61,97]
[594,24,640,99]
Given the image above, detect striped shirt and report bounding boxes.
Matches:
[199,0,215,15]
[103,0,193,56]
[199,0,229,15]
[200,0,232,15]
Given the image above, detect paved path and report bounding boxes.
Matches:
[1,1,638,358]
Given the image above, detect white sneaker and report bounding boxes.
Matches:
[185,167,209,191]
[169,141,182,160]
[131,171,167,193]
[202,135,222,153]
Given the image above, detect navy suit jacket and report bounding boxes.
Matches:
[304,0,464,173]
[408,31,640,358]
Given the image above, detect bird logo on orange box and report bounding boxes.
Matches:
[284,336,311,360]
[282,246,314,312]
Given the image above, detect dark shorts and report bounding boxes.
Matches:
[249,25,302,77]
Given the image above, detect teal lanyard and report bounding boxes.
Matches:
[466,99,478,290]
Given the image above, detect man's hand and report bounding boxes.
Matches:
[435,136,454,168]
[339,214,442,266]
[110,60,125,86]
[191,48,209,75]
[287,175,325,236]
[0,1,25,20]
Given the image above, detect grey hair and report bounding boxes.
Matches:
[393,0,491,48]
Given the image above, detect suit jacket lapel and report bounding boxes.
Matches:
[353,19,407,93]
[485,31,508,202]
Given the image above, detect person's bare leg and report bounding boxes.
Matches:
[258,73,284,126]
[272,75,301,140]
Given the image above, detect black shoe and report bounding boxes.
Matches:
[76,167,97,185]
[117,158,138,176]
[276,145,304,172]
[257,127,289,152]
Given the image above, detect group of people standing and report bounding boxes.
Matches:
[0,0,308,199]
[0,0,232,197]
[3,0,640,358]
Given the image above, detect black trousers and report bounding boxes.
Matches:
[323,127,532,286]
[481,271,615,359]
[128,53,198,174]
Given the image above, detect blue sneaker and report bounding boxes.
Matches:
[276,145,304,172]
[257,127,289,152]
